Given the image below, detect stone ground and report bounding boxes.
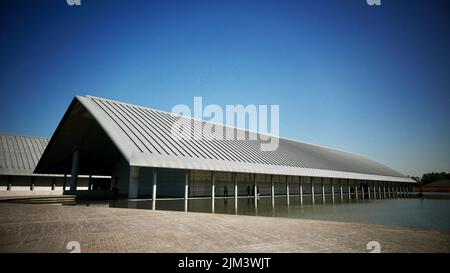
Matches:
[0,190,64,197]
[0,203,449,253]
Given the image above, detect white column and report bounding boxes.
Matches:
[128,166,140,199]
[321,177,325,204]
[299,177,303,205]
[311,177,315,204]
[88,175,92,191]
[271,175,275,206]
[184,171,189,212]
[340,180,343,203]
[30,177,35,191]
[253,174,258,214]
[361,183,365,200]
[63,174,67,191]
[378,185,382,199]
[211,172,215,213]
[383,183,387,199]
[331,178,335,204]
[70,150,79,193]
[7,176,11,191]
[373,182,377,199]
[355,184,359,200]
[347,179,351,201]
[152,169,157,210]
[234,173,238,214]
[368,182,371,199]
[286,176,290,206]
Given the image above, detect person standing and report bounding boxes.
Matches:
[224,185,228,197]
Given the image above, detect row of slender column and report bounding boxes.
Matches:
[60,148,413,211]
[66,149,412,213]
[127,168,412,212]
[4,175,65,191]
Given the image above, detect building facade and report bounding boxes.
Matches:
[33,96,415,204]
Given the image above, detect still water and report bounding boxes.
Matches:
[77,193,450,230]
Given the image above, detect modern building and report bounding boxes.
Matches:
[420,180,450,192]
[33,95,415,209]
[0,133,108,194]
[0,133,59,192]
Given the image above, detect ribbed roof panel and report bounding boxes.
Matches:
[0,134,49,175]
[76,96,410,181]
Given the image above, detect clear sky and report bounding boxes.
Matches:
[0,0,449,177]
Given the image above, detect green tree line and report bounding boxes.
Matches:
[411,172,450,185]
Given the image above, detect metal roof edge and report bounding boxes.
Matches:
[0,132,49,140]
[34,97,79,174]
[129,152,416,183]
[76,96,135,163]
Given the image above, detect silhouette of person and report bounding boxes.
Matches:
[224,185,228,197]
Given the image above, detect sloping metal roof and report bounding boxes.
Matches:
[36,95,415,183]
[0,133,49,176]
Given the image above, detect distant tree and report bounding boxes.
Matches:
[411,176,421,183]
[414,172,450,185]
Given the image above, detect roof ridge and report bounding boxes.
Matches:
[0,132,49,140]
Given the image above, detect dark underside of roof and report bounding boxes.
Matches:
[34,99,122,175]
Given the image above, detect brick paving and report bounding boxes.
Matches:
[0,203,449,253]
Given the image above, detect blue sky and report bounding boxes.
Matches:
[0,0,449,176]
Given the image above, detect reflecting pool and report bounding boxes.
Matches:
[75,193,450,230]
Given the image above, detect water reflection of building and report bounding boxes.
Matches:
[25,95,415,209]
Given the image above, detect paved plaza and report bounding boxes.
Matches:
[0,203,449,253]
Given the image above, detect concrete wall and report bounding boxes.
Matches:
[151,168,185,198]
